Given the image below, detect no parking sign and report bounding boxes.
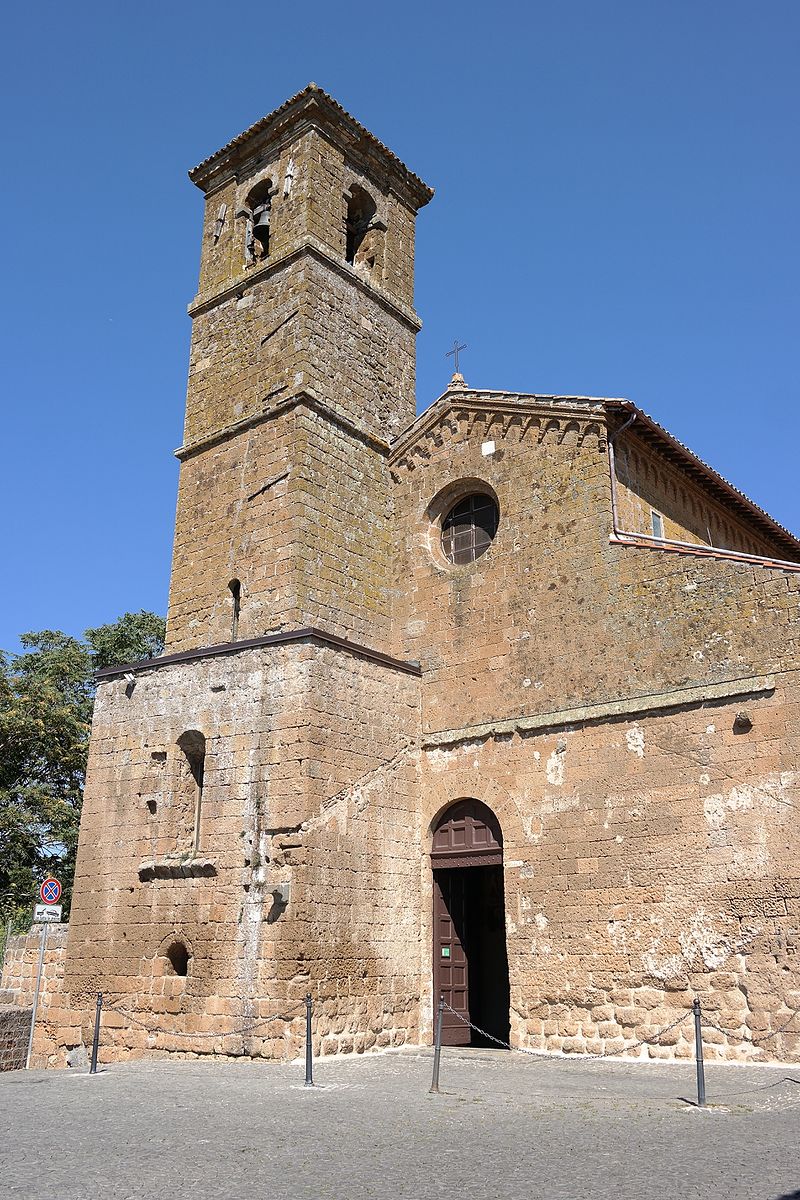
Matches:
[40,877,62,905]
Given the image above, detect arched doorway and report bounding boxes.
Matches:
[431,799,510,1047]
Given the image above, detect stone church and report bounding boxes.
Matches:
[54,85,800,1065]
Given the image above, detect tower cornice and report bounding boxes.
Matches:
[188,236,422,331]
[189,84,434,214]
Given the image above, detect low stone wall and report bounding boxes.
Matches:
[0,1003,32,1071]
[0,926,74,1068]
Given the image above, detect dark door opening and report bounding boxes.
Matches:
[433,864,510,1047]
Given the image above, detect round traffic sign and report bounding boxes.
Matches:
[40,877,62,905]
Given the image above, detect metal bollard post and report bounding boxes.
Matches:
[90,992,103,1074]
[304,993,314,1087]
[692,997,706,1108]
[429,994,445,1094]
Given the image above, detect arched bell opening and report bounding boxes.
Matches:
[430,799,510,1048]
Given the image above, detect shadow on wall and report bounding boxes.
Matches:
[773,1191,800,1199]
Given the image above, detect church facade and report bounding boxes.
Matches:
[54,86,800,1065]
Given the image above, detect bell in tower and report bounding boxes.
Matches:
[245,178,274,261]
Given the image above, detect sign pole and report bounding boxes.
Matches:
[25,923,48,1069]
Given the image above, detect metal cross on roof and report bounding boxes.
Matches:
[445,340,467,374]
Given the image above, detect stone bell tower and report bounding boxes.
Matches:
[59,88,432,1061]
[167,84,434,653]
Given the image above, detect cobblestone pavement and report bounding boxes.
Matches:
[1,1048,799,1199]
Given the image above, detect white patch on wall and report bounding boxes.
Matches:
[625,726,645,758]
[706,725,715,734]
[546,746,566,786]
[539,792,580,815]
[523,678,532,688]
[678,908,737,970]
[703,785,755,828]
[426,747,457,773]
[481,440,496,456]
[534,912,548,930]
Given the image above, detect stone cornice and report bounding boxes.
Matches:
[423,673,777,748]
[188,237,421,332]
[174,390,391,462]
[95,626,422,681]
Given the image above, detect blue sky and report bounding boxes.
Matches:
[2,1,798,654]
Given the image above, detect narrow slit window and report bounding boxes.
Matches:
[651,511,664,539]
[229,579,241,641]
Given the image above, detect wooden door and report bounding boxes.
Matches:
[433,869,470,1046]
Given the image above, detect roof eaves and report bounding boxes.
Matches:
[606,400,800,554]
[188,83,434,208]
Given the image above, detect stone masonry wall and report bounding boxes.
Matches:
[166,406,302,652]
[393,390,800,1062]
[0,1007,32,1072]
[0,926,70,1069]
[418,680,800,1062]
[60,641,422,1066]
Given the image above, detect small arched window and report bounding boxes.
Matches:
[229,578,241,641]
[164,940,190,977]
[177,730,205,852]
[345,185,378,267]
[441,494,499,565]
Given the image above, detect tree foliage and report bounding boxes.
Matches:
[0,612,165,922]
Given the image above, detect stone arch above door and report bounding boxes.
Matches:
[431,799,503,869]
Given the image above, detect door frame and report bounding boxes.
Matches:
[430,800,504,1045]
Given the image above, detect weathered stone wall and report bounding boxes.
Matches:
[418,681,800,1061]
[0,926,72,1069]
[614,433,786,557]
[61,641,421,1064]
[392,389,800,1062]
[166,406,303,652]
[391,394,800,729]
[0,1007,31,1072]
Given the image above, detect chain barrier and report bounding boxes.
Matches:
[441,1000,692,1062]
[430,997,800,1107]
[103,998,303,1036]
[702,1009,800,1049]
[88,993,315,1084]
[103,998,305,1040]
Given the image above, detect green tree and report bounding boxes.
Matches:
[86,610,166,671]
[0,612,165,922]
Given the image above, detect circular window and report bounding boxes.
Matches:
[441,494,499,565]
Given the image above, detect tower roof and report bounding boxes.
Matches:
[189,83,434,211]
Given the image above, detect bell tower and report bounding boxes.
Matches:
[166,86,433,654]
